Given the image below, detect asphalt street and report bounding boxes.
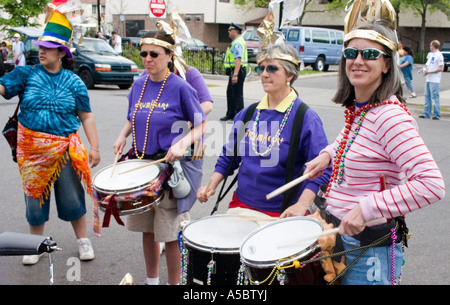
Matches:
[0,66,448,286]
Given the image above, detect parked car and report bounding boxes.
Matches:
[182,38,209,51]
[242,29,260,63]
[124,30,158,47]
[242,28,283,63]
[72,38,139,89]
[11,27,139,89]
[441,42,450,72]
[280,26,344,71]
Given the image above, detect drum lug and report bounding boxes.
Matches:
[132,201,143,207]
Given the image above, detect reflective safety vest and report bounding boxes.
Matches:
[224,35,248,70]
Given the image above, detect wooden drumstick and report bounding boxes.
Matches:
[119,157,167,175]
[110,151,121,177]
[266,173,310,200]
[203,179,213,196]
[276,218,386,248]
[193,140,199,160]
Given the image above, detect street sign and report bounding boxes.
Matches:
[149,0,167,18]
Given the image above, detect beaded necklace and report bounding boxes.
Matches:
[325,99,410,197]
[132,69,170,159]
[250,99,295,157]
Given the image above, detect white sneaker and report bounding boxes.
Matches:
[22,253,44,265]
[78,238,95,261]
[410,93,416,98]
[160,242,165,254]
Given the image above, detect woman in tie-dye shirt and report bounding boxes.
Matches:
[0,40,100,265]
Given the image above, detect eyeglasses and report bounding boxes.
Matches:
[139,51,164,58]
[255,65,279,74]
[343,48,388,60]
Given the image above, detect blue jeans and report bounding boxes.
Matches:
[24,158,86,226]
[404,74,414,92]
[423,81,440,119]
[340,235,404,285]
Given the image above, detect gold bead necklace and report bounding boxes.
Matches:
[132,69,170,159]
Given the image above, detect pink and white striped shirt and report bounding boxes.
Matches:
[323,96,445,222]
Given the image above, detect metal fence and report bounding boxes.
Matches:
[182,47,227,76]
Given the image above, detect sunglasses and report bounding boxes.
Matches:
[139,51,164,58]
[343,48,388,60]
[255,65,279,74]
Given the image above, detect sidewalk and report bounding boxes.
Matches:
[202,71,450,120]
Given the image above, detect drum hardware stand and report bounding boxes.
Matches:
[0,232,61,285]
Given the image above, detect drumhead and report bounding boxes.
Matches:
[182,214,261,254]
[240,216,322,267]
[93,160,161,192]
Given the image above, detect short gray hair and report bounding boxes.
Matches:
[256,44,300,85]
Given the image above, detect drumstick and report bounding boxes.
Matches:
[193,140,199,160]
[276,218,386,248]
[110,151,121,177]
[119,157,167,175]
[203,179,213,196]
[266,173,310,200]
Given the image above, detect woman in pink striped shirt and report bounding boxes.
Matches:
[306,21,445,285]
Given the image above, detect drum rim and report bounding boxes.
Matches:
[182,214,261,254]
[239,216,323,268]
[93,160,162,193]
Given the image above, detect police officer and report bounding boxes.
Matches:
[221,23,248,121]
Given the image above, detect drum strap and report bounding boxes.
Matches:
[211,103,258,215]
[211,101,309,215]
[281,101,309,213]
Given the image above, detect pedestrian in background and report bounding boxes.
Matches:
[221,23,248,121]
[12,33,25,67]
[420,40,444,120]
[398,46,416,98]
[111,31,122,55]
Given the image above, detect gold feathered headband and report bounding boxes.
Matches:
[343,0,398,51]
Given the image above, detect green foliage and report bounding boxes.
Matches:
[0,0,48,31]
[122,44,143,69]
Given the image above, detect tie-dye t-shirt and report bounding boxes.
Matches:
[0,64,91,137]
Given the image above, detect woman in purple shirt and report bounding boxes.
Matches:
[113,31,206,285]
[198,44,330,219]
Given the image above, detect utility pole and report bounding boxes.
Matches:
[97,0,101,32]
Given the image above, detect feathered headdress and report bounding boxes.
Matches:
[343,0,398,51]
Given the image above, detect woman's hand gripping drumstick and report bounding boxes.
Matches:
[197,172,224,203]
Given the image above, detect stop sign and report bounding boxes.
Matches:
[149,0,166,18]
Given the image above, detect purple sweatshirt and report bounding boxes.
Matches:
[215,92,331,213]
[127,73,205,156]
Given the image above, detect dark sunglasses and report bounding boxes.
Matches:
[255,65,279,74]
[139,51,163,58]
[343,47,388,60]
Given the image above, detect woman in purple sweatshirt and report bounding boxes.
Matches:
[198,44,330,219]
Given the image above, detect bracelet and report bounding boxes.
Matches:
[90,147,100,152]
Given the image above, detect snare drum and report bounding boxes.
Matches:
[93,160,166,216]
[240,216,326,285]
[181,214,261,285]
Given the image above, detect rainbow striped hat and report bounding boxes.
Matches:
[33,5,73,57]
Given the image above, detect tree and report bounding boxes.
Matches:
[0,0,48,32]
[326,0,450,62]
[401,0,450,62]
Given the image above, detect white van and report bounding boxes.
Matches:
[280,26,344,71]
